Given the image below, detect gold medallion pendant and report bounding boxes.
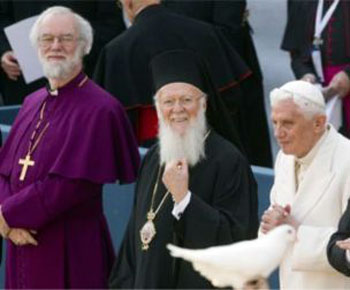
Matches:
[139,167,170,251]
[140,211,157,251]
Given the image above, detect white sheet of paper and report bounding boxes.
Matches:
[326,95,342,130]
[4,15,44,84]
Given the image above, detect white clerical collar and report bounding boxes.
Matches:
[48,88,58,96]
[295,125,329,167]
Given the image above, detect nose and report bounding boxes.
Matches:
[274,124,285,139]
[172,100,185,112]
[51,38,63,50]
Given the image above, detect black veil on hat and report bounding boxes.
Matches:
[150,49,245,154]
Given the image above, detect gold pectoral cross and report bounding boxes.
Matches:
[18,154,35,181]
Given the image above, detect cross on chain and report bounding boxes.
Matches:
[18,155,35,181]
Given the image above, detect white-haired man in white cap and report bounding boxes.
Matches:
[260,80,350,289]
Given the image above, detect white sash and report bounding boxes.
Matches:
[312,0,340,82]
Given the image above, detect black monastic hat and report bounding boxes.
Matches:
[150,49,244,154]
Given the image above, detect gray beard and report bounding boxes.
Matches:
[39,49,82,80]
[158,106,208,167]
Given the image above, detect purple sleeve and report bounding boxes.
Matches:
[0,174,12,203]
[1,175,101,230]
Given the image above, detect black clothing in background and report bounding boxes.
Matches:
[162,0,272,167]
[109,132,258,289]
[93,4,260,163]
[281,0,350,79]
[327,199,350,277]
[0,0,125,105]
[94,4,249,108]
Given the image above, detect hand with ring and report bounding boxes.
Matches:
[162,158,188,203]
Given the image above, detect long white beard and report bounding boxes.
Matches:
[39,47,82,79]
[158,106,208,167]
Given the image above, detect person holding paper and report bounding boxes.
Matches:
[0,0,124,105]
[281,0,350,136]
[0,6,140,288]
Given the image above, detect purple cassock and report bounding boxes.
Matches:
[0,72,140,288]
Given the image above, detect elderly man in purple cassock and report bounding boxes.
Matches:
[0,6,140,289]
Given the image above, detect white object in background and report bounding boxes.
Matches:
[311,49,324,83]
[326,95,342,130]
[4,15,43,84]
[312,0,340,82]
[167,225,296,289]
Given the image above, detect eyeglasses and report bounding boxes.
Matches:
[38,34,79,48]
[159,95,204,109]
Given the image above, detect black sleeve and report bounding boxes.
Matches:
[290,50,316,79]
[83,1,125,76]
[0,0,13,56]
[92,46,106,86]
[174,152,258,249]
[108,152,151,289]
[281,0,316,79]
[327,199,350,277]
[212,0,246,33]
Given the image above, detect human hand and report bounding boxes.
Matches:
[326,71,350,98]
[335,238,350,250]
[162,158,188,203]
[8,228,38,246]
[1,51,21,80]
[260,204,293,234]
[301,73,317,84]
[322,86,338,101]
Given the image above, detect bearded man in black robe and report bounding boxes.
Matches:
[109,49,258,289]
[162,0,272,167]
[93,0,255,153]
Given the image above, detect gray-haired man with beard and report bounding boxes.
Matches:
[0,6,139,288]
[109,49,258,289]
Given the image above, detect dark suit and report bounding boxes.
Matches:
[327,199,350,277]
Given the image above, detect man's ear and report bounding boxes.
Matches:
[314,114,327,133]
[122,0,134,21]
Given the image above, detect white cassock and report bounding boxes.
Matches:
[266,125,350,289]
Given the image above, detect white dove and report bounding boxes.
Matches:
[167,224,296,289]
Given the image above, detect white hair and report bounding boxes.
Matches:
[270,87,326,119]
[29,6,93,56]
[155,95,208,167]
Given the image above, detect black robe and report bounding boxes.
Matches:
[327,199,350,277]
[93,5,256,153]
[281,0,350,79]
[94,4,249,108]
[162,0,272,167]
[0,0,125,105]
[109,132,258,289]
